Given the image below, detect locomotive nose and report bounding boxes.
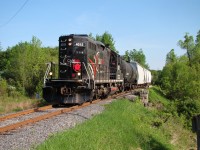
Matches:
[43,86,55,103]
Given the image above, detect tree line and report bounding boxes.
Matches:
[155,30,200,127]
[0,36,58,97]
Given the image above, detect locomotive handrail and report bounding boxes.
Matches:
[82,62,92,89]
[43,62,52,86]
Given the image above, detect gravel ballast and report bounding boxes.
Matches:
[0,99,115,150]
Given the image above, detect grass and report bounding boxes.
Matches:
[0,95,45,114]
[148,86,196,149]
[36,100,174,150]
[36,87,196,150]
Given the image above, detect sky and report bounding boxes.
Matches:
[0,0,200,70]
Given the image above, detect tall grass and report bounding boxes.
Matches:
[0,95,41,114]
[149,86,196,149]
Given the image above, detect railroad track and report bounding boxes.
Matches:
[0,92,130,134]
[0,100,96,134]
[0,105,53,121]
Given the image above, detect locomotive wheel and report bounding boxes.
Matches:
[90,98,93,104]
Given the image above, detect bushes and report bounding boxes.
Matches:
[0,37,58,114]
[158,30,200,128]
[0,77,8,95]
[0,36,58,97]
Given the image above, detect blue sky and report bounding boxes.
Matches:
[0,0,200,70]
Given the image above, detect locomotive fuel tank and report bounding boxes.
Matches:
[121,59,137,83]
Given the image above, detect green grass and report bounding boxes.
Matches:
[0,95,45,114]
[36,87,196,150]
[148,86,196,149]
[149,86,170,106]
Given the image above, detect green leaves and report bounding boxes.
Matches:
[90,31,119,53]
[159,30,200,128]
[166,49,177,65]
[0,36,58,96]
[125,49,149,68]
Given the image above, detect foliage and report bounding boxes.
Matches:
[0,93,41,114]
[125,49,149,68]
[178,33,195,65]
[0,36,58,97]
[0,77,8,96]
[160,30,200,128]
[89,31,119,53]
[150,70,162,85]
[96,31,118,53]
[166,49,177,65]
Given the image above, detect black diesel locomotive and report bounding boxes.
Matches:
[43,34,151,105]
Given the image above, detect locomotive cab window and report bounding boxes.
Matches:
[110,54,117,66]
[89,42,96,51]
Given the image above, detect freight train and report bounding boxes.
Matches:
[43,34,151,106]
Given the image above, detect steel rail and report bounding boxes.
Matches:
[0,105,53,122]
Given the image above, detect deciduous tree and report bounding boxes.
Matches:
[125,49,149,69]
[96,31,119,53]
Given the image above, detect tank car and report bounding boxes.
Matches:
[130,62,152,86]
[120,59,137,90]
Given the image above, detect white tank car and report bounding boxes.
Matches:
[131,62,151,85]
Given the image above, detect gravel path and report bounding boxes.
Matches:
[0,99,115,150]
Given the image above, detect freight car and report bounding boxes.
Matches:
[43,34,151,105]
